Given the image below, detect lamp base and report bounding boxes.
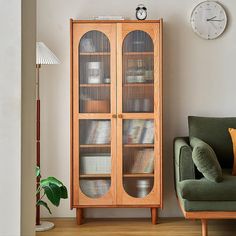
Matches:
[36,221,54,232]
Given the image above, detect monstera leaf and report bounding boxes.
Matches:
[43,183,61,206]
[36,200,52,214]
[60,185,68,199]
[36,167,68,214]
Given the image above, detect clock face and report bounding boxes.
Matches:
[190,1,227,40]
[136,8,147,20]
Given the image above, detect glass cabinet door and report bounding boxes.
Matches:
[72,24,116,206]
[78,31,112,200]
[117,24,161,205]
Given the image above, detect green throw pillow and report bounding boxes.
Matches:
[190,137,223,183]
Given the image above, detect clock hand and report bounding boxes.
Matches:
[208,19,224,22]
[206,16,217,21]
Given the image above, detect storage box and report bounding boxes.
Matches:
[80,154,111,174]
[84,100,109,113]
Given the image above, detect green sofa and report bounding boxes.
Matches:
[174,116,236,236]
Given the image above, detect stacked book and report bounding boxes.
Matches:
[126,98,153,112]
[92,16,126,20]
[85,120,110,144]
[80,153,111,174]
[130,149,154,174]
[123,120,154,144]
[80,179,111,198]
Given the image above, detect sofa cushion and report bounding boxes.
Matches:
[190,137,223,182]
[188,116,236,168]
[178,169,236,201]
[179,196,236,212]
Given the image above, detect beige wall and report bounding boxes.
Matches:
[0,0,36,235]
[37,0,236,218]
[21,0,36,235]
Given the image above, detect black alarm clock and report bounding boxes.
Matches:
[136,4,147,20]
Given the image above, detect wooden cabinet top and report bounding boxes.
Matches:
[71,19,163,24]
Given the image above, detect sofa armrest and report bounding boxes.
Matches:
[174,137,195,184]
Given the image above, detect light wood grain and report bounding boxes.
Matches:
[79,84,110,87]
[123,144,154,148]
[72,23,117,207]
[36,218,236,236]
[79,52,110,56]
[116,22,162,206]
[123,83,154,87]
[201,219,208,236]
[80,174,111,178]
[185,211,236,219]
[71,20,163,223]
[151,208,158,224]
[70,18,74,210]
[76,208,83,225]
[72,20,162,23]
[79,144,110,148]
[124,52,154,56]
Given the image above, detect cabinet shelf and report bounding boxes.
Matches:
[123,173,154,178]
[80,174,111,178]
[124,52,154,56]
[80,84,110,87]
[123,144,154,148]
[123,83,154,87]
[79,52,110,56]
[80,144,110,148]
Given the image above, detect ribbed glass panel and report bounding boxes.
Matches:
[79,119,111,199]
[122,30,154,113]
[79,31,111,113]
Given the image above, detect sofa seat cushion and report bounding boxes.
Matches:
[178,169,236,201]
[179,196,236,212]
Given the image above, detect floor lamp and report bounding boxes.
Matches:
[36,42,60,231]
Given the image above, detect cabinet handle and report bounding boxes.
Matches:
[112,114,117,118]
[118,114,123,118]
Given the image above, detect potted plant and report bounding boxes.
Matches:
[36,166,68,231]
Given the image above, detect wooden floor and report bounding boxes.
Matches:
[37,218,236,236]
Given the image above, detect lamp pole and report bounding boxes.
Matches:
[35,42,60,231]
[36,64,41,226]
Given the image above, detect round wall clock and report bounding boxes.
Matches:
[190,1,227,40]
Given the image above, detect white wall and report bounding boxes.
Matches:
[0,0,22,234]
[37,0,236,218]
[0,0,36,235]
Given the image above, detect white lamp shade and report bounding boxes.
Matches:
[36,42,60,65]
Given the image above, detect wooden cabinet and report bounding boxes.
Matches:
[70,19,163,224]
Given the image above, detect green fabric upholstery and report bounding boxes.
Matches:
[174,117,236,214]
[178,192,236,212]
[174,137,195,182]
[190,137,223,183]
[178,169,236,201]
[188,116,236,168]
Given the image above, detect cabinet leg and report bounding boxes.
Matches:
[151,208,158,224]
[76,208,83,225]
[201,219,208,236]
